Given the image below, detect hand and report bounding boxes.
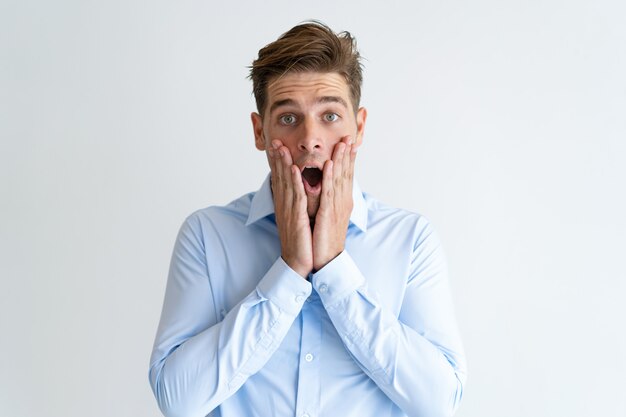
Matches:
[312,136,357,271]
[268,140,313,278]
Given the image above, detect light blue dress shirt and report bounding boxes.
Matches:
[149,175,466,417]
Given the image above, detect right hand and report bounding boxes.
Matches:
[268,140,313,278]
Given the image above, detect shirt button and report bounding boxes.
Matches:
[295,295,304,302]
[318,284,328,293]
[305,353,314,362]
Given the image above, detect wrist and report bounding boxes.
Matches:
[282,255,311,278]
[313,247,343,272]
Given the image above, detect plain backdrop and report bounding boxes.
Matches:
[1,1,625,416]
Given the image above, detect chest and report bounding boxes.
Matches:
[203,218,414,318]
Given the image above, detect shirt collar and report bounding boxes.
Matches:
[246,173,368,232]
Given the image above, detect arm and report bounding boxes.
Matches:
[311,140,465,416]
[148,215,311,417]
[312,223,466,417]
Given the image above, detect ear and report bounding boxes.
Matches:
[251,112,266,151]
[354,107,367,147]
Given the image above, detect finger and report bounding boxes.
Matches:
[275,146,294,209]
[343,135,356,174]
[268,140,283,177]
[272,146,286,193]
[343,142,353,179]
[269,139,284,188]
[337,143,352,202]
[291,165,306,211]
[277,146,293,203]
[346,145,357,188]
[339,138,354,200]
[340,135,353,161]
[270,140,285,187]
[345,133,357,178]
[331,141,346,182]
[279,145,294,167]
[320,159,334,211]
[331,140,345,160]
[268,148,280,192]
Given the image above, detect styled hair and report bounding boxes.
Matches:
[249,21,363,115]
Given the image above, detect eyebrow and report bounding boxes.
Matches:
[269,99,297,114]
[269,96,349,114]
[318,96,349,108]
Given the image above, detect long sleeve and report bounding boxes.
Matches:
[148,215,312,417]
[311,222,466,417]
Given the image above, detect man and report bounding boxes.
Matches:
[149,21,466,417]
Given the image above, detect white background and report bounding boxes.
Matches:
[1,1,625,416]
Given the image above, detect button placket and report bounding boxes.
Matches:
[294,295,322,417]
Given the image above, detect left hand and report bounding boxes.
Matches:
[312,136,357,271]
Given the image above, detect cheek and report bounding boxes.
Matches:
[268,127,298,147]
[343,120,358,136]
[266,124,283,140]
[328,120,355,138]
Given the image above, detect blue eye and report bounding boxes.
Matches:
[279,114,296,125]
[324,113,339,122]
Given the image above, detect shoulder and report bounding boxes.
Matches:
[182,191,256,233]
[363,192,435,240]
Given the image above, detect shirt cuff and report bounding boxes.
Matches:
[256,256,312,316]
[310,250,365,307]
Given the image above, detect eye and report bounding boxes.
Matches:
[279,114,297,125]
[324,113,339,122]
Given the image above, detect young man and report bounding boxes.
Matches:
[149,22,466,417]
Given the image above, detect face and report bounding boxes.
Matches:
[251,72,367,218]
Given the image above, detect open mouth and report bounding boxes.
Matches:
[301,167,323,188]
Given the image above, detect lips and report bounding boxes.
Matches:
[301,167,323,187]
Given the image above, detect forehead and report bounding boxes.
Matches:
[266,72,350,110]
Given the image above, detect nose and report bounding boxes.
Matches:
[297,118,323,153]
